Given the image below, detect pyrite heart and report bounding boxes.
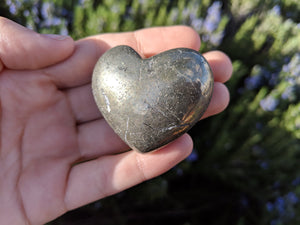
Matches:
[92,45,213,153]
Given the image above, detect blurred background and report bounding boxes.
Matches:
[1,0,300,224]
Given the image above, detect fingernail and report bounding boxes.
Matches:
[43,34,70,41]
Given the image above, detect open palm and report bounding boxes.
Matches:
[0,18,232,225]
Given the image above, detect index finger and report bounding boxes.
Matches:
[43,26,201,88]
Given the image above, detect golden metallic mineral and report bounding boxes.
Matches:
[92,45,213,153]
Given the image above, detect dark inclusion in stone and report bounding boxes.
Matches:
[92,45,213,153]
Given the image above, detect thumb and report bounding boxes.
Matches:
[0,17,74,71]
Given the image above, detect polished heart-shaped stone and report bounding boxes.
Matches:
[92,45,213,153]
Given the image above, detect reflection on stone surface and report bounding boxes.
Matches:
[92,45,213,153]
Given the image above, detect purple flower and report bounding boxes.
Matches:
[245,65,275,90]
[275,197,285,214]
[268,193,299,222]
[209,32,224,46]
[182,7,190,19]
[245,75,263,90]
[281,54,300,103]
[257,159,268,169]
[260,96,279,112]
[292,177,300,186]
[9,5,17,14]
[23,10,30,17]
[255,122,263,130]
[266,202,274,212]
[202,34,210,42]
[44,17,63,27]
[281,86,294,100]
[78,0,87,5]
[186,149,198,162]
[285,53,300,78]
[6,0,22,14]
[203,1,222,33]
[286,192,299,205]
[60,27,69,36]
[282,64,290,73]
[41,2,51,19]
[271,5,281,15]
[268,73,279,86]
[191,18,203,32]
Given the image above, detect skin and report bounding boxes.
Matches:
[0,17,232,225]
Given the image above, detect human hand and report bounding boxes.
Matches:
[0,17,232,225]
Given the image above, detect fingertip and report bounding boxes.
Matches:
[153,133,194,160]
[134,134,193,180]
[203,51,233,83]
[0,17,75,70]
[36,33,75,68]
[173,25,201,51]
[217,82,230,111]
[175,133,194,158]
[211,82,230,114]
[132,25,201,57]
[201,82,230,119]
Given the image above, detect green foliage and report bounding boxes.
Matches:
[1,0,300,224]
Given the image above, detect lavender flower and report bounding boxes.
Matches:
[286,192,299,204]
[280,53,300,101]
[209,32,224,46]
[260,96,279,112]
[281,86,294,100]
[41,2,51,19]
[6,0,22,15]
[9,5,17,15]
[203,1,222,33]
[60,27,69,36]
[245,75,263,90]
[181,7,190,20]
[191,18,203,32]
[282,64,290,73]
[292,177,300,186]
[255,122,263,130]
[186,149,199,162]
[43,17,63,27]
[245,65,270,90]
[275,197,285,214]
[257,160,269,169]
[284,53,300,78]
[78,0,87,5]
[266,192,299,224]
[267,202,274,212]
[23,10,30,17]
[271,5,281,15]
[268,72,279,86]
